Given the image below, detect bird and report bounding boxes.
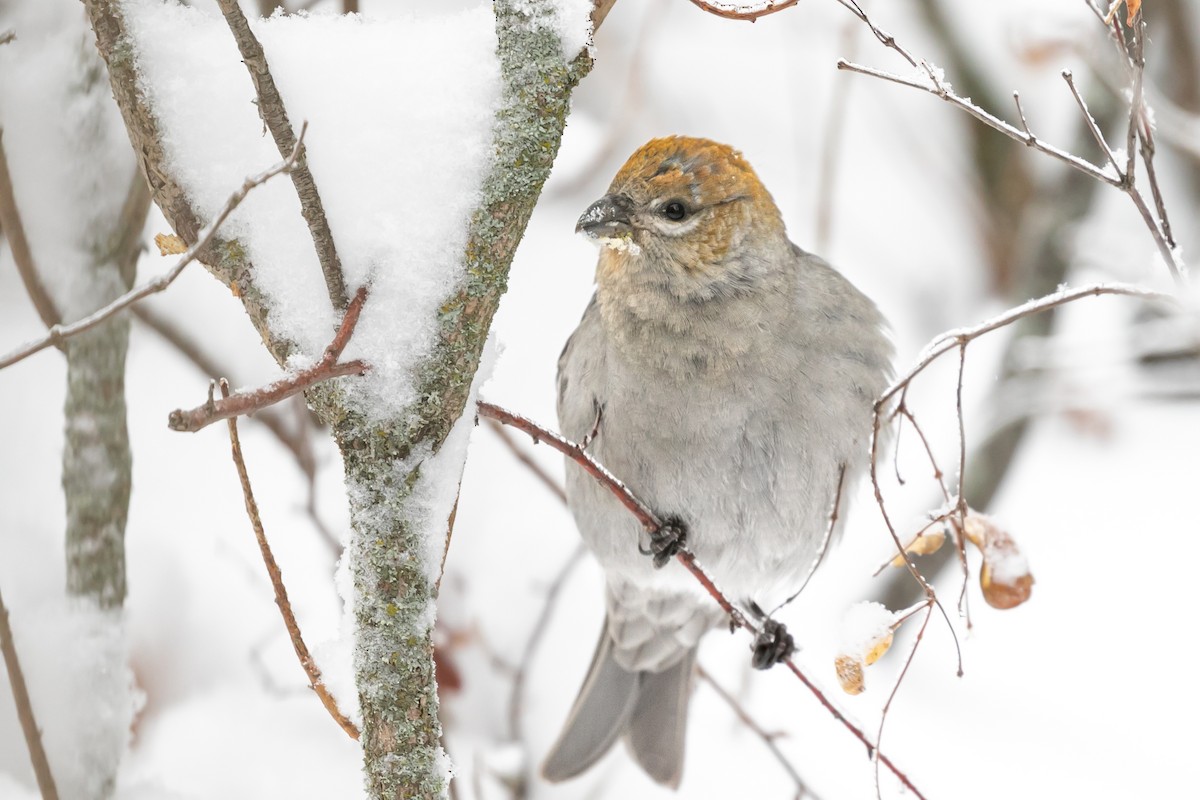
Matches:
[543,136,893,789]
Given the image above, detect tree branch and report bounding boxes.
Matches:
[879,283,1175,409]
[0,129,62,331]
[0,585,60,800]
[475,400,927,799]
[221,379,359,740]
[697,665,816,799]
[167,286,368,433]
[215,0,349,311]
[834,0,1185,283]
[0,129,305,371]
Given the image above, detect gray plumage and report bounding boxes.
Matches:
[544,136,893,788]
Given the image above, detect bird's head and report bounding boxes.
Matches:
[577,136,789,300]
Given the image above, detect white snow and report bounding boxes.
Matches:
[838,600,898,659]
[1,1,1198,799]
[124,0,502,422]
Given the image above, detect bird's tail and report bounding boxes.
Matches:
[542,619,697,789]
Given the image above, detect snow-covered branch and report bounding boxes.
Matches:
[0,132,303,370]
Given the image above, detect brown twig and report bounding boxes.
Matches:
[222,379,360,740]
[0,127,305,371]
[167,286,368,433]
[873,600,934,800]
[507,545,585,743]
[132,305,340,556]
[216,0,348,311]
[770,463,845,615]
[0,129,62,331]
[0,585,60,800]
[697,665,816,799]
[476,400,927,799]
[0,30,14,46]
[486,419,568,503]
[686,0,800,22]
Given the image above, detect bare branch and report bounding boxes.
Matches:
[132,305,321,477]
[835,60,1119,184]
[215,0,348,310]
[222,379,359,740]
[0,30,14,47]
[168,286,369,433]
[1062,70,1124,179]
[697,665,816,799]
[835,2,1186,282]
[476,400,927,799]
[873,601,934,800]
[508,545,585,743]
[0,585,60,800]
[879,283,1175,409]
[486,419,567,503]
[770,463,845,615]
[0,129,305,371]
[0,129,62,331]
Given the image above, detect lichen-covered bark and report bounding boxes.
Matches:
[81,0,592,796]
[332,5,592,797]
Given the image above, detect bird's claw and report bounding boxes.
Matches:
[751,618,795,670]
[639,515,687,569]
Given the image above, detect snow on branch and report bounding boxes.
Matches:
[685,0,800,21]
[0,130,304,371]
[214,0,348,311]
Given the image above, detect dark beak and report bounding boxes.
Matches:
[576,194,634,239]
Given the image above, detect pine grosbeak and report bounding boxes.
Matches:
[543,136,893,788]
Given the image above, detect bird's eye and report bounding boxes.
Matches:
[662,201,688,221]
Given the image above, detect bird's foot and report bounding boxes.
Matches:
[751,618,795,670]
[640,514,687,569]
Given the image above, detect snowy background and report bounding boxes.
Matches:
[1,0,1198,798]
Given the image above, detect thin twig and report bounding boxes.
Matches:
[1061,70,1124,179]
[216,0,348,311]
[815,18,859,252]
[476,400,927,799]
[132,305,340,556]
[880,283,1175,409]
[834,1,1185,282]
[771,463,845,615]
[685,0,800,22]
[835,60,1119,184]
[508,545,585,742]
[222,379,360,741]
[0,128,306,371]
[0,30,14,47]
[486,420,567,503]
[0,585,60,800]
[167,286,368,433]
[873,600,934,800]
[0,130,62,331]
[698,665,816,799]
